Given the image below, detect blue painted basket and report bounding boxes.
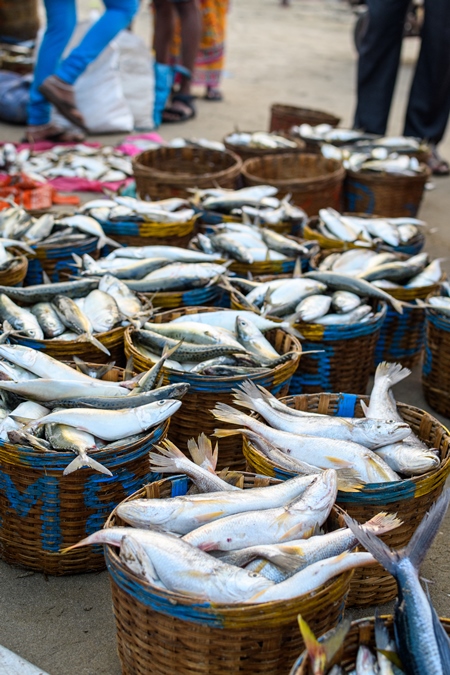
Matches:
[98,217,196,248]
[124,306,302,471]
[0,409,170,575]
[243,391,450,607]
[104,473,353,675]
[143,283,225,310]
[25,236,99,285]
[422,295,450,418]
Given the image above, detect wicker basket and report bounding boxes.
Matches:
[229,286,386,395]
[304,215,425,256]
[242,154,345,216]
[98,217,196,248]
[133,147,242,201]
[224,131,305,162]
[344,166,431,218]
[124,306,302,470]
[25,237,100,285]
[142,284,225,310]
[0,248,28,286]
[242,392,450,607]
[290,615,450,674]
[422,295,450,418]
[269,104,340,134]
[0,364,170,575]
[12,325,127,366]
[105,474,353,675]
[0,0,39,40]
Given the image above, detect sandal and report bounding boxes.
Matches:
[204,87,223,102]
[24,122,86,144]
[427,144,450,176]
[39,75,87,132]
[162,93,196,124]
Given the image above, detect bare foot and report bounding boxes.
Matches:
[205,87,223,101]
[39,75,86,131]
[25,122,86,143]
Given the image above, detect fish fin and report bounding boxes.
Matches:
[63,454,113,477]
[390,297,404,314]
[374,609,390,651]
[72,253,83,268]
[187,433,217,472]
[360,399,370,417]
[211,402,250,427]
[10,415,34,425]
[42,270,51,285]
[150,439,186,473]
[232,379,265,410]
[325,456,353,468]
[344,514,402,575]
[213,428,242,438]
[336,468,365,492]
[123,356,134,380]
[404,489,450,570]
[297,616,326,673]
[86,333,111,356]
[362,511,402,536]
[280,318,304,340]
[217,468,245,488]
[195,510,226,523]
[293,257,302,279]
[120,535,160,583]
[374,361,411,388]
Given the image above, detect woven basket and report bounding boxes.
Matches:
[229,286,386,395]
[105,474,353,675]
[223,131,305,162]
[0,248,28,286]
[242,392,450,607]
[142,284,224,310]
[98,217,196,248]
[269,104,340,134]
[0,364,170,575]
[25,236,100,285]
[242,154,345,216]
[12,325,127,366]
[304,215,425,256]
[0,0,39,40]
[290,615,450,674]
[124,306,302,470]
[422,294,450,418]
[133,147,242,201]
[344,166,431,218]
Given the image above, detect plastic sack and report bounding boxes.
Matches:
[0,70,31,124]
[116,30,154,131]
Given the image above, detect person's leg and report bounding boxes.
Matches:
[353,0,410,134]
[153,0,176,64]
[27,0,77,127]
[404,0,450,148]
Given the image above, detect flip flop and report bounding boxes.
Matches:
[162,94,196,124]
[204,87,223,102]
[39,76,87,132]
[428,145,450,176]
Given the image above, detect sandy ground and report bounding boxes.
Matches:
[0,1,450,673]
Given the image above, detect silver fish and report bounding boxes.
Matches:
[52,295,110,355]
[31,302,65,338]
[83,290,121,333]
[45,423,112,476]
[0,294,43,339]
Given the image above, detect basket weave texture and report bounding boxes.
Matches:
[133,147,242,200]
[12,324,126,366]
[269,104,340,133]
[0,248,28,286]
[344,166,431,218]
[229,287,386,395]
[105,474,353,675]
[0,365,170,575]
[25,237,99,285]
[98,217,196,248]
[242,154,345,216]
[290,615,450,674]
[242,392,450,607]
[124,306,302,470]
[422,299,450,418]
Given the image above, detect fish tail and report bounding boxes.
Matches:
[404,488,450,570]
[61,531,117,553]
[390,297,404,314]
[280,318,304,340]
[344,515,403,576]
[187,433,218,472]
[374,361,411,388]
[297,616,325,668]
[150,439,187,473]
[362,511,402,535]
[213,428,242,439]
[63,454,113,477]
[232,379,265,410]
[211,402,252,427]
[104,236,122,249]
[86,333,111,356]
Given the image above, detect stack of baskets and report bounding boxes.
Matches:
[124,306,302,470]
[243,392,450,607]
[422,292,450,418]
[98,216,197,248]
[105,474,354,675]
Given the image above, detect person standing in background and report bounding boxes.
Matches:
[153,0,201,123]
[354,0,450,175]
[27,0,139,142]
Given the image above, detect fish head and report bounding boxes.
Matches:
[227,567,273,600]
[356,419,412,445]
[136,399,182,429]
[235,315,259,341]
[291,470,338,516]
[24,325,44,340]
[406,449,441,474]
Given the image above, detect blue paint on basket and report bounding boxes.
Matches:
[336,394,358,418]
[346,181,376,214]
[374,303,425,366]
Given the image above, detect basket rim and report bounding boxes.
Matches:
[132,147,243,182]
[31,235,99,254]
[11,323,126,349]
[346,164,431,181]
[241,153,346,187]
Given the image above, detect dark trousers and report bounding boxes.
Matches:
[354,0,450,144]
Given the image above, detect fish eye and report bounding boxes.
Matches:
[157,399,167,406]
[249,572,259,578]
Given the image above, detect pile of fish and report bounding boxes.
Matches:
[0,202,116,250]
[316,208,425,247]
[192,220,313,265]
[66,437,398,604]
[191,185,307,227]
[130,309,300,376]
[320,141,426,175]
[77,245,228,293]
[0,241,27,277]
[230,272,404,323]
[225,131,298,150]
[0,277,148,352]
[0,344,187,475]
[293,126,423,153]
[317,249,443,291]
[80,195,196,225]
[213,364,440,480]
[1,143,133,183]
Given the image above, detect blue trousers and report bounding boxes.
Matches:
[28,0,138,126]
